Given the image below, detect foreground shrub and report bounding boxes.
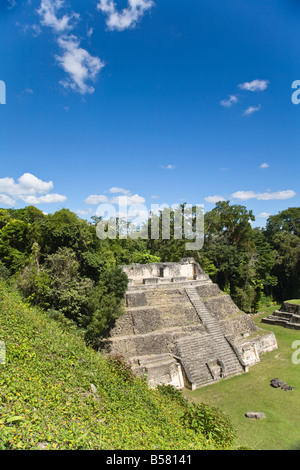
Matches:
[156,384,188,408]
[106,354,136,384]
[181,402,237,446]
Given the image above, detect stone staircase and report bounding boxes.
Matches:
[174,287,245,389]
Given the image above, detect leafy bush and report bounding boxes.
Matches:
[181,402,237,447]
[156,385,236,448]
[0,261,10,281]
[156,384,188,408]
[84,295,124,346]
[106,355,136,384]
[17,264,50,306]
[47,308,83,336]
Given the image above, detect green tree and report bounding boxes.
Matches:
[271,232,300,301]
[41,247,95,321]
[0,219,31,273]
[39,209,95,255]
[266,207,300,239]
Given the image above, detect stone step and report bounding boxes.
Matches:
[174,285,244,387]
[262,316,300,330]
[135,354,173,366]
[127,280,212,291]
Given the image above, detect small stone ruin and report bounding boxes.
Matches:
[263,302,300,330]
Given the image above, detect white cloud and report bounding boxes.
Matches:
[19,195,41,205]
[19,194,67,205]
[0,177,23,196]
[260,163,269,169]
[84,194,109,205]
[85,188,146,207]
[257,190,296,201]
[37,0,79,33]
[231,191,257,201]
[0,194,16,207]
[18,173,54,194]
[0,173,66,207]
[109,187,131,195]
[231,190,296,201]
[37,1,104,95]
[56,35,104,94]
[204,195,226,204]
[239,79,269,92]
[243,105,261,116]
[159,164,177,170]
[76,209,94,216]
[257,212,272,219]
[38,193,67,204]
[110,194,146,206]
[97,0,154,31]
[0,173,53,197]
[220,95,238,108]
[87,27,94,38]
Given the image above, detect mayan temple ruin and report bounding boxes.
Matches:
[102,258,278,390]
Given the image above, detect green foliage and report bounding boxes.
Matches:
[130,251,161,264]
[0,219,31,274]
[18,264,51,306]
[156,384,188,408]
[7,206,46,224]
[271,232,300,301]
[0,261,10,281]
[266,207,300,238]
[156,385,236,448]
[84,294,125,346]
[106,355,136,384]
[80,249,116,281]
[0,209,11,229]
[204,201,255,246]
[0,282,221,450]
[181,402,237,446]
[46,308,84,336]
[100,266,128,301]
[39,209,95,255]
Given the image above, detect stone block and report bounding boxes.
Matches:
[195,283,223,298]
[126,291,147,307]
[204,295,240,319]
[194,274,208,281]
[172,277,187,282]
[143,278,159,285]
[131,308,161,334]
[245,412,266,419]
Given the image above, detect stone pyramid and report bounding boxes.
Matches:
[102,258,277,389]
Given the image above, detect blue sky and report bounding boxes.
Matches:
[0,0,300,227]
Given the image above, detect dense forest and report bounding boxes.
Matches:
[0,202,299,347]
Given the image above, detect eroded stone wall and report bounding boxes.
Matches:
[122,257,205,281]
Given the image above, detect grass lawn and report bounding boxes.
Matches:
[184,306,300,450]
[286,299,300,306]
